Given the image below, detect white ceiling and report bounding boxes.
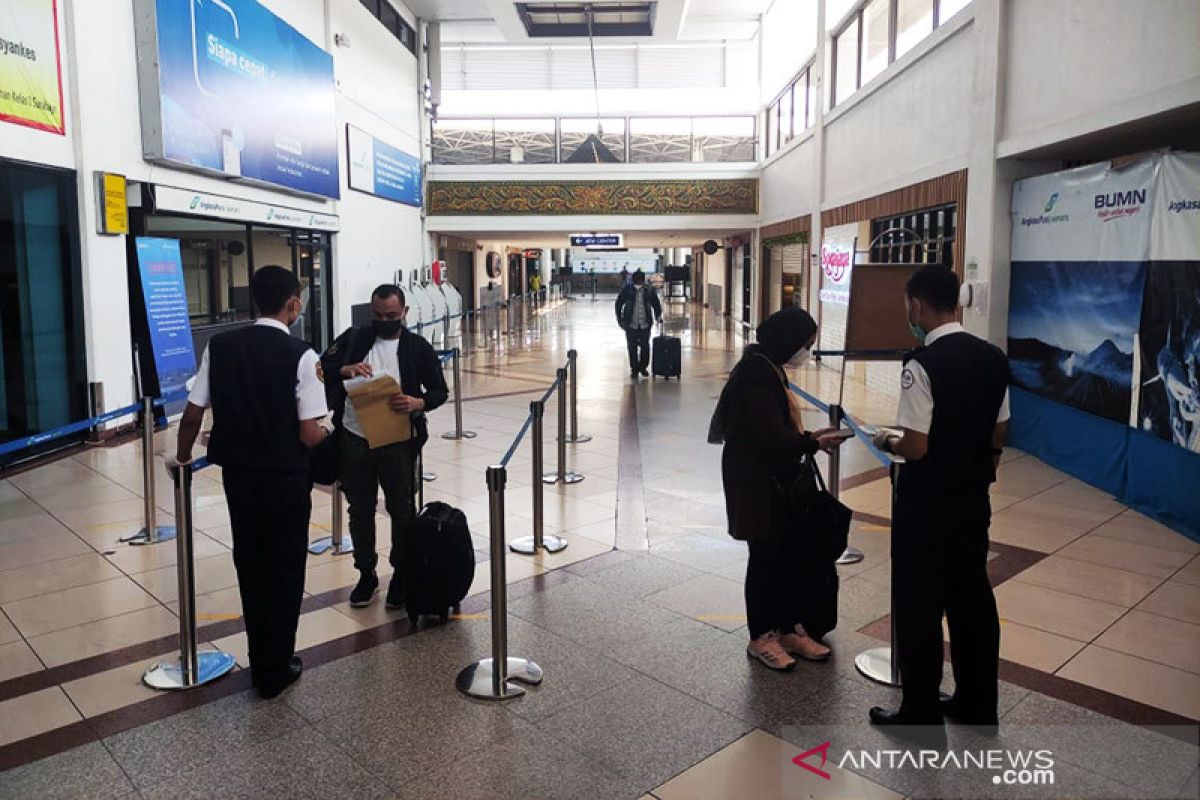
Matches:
[405,0,771,44]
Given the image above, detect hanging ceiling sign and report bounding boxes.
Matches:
[570,233,624,248]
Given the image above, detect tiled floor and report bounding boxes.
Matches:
[0,298,1197,799]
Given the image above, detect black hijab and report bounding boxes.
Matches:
[708,306,818,443]
[755,307,818,365]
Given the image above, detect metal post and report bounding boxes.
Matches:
[122,396,177,546]
[143,463,236,690]
[308,481,354,555]
[510,401,567,555]
[830,409,864,566]
[462,312,471,357]
[456,465,544,699]
[564,349,591,444]
[442,348,477,440]
[543,369,583,485]
[855,462,901,686]
[417,451,427,507]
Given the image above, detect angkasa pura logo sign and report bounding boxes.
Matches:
[1020,193,1070,227]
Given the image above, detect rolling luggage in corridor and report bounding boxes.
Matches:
[404,501,475,624]
[652,327,682,380]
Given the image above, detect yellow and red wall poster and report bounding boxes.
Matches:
[0,0,65,134]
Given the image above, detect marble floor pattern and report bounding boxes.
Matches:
[0,298,1196,799]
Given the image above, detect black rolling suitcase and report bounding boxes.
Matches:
[404,502,476,624]
[652,325,682,380]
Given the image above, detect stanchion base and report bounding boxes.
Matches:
[143,650,237,691]
[307,536,354,556]
[456,657,544,700]
[855,647,900,687]
[836,546,865,566]
[508,535,569,555]
[542,472,584,485]
[564,434,593,444]
[121,526,178,546]
[422,473,437,482]
[441,431,478,440]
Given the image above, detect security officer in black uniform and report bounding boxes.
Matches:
[175,266,331,699]
[869,265,1010,748]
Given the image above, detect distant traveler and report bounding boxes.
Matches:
[320,285,449,609]
[615,269,663,378]
[709,307,847,670]
[869,265,1010,749]
[174,265,332,699]
[619,267,630,288]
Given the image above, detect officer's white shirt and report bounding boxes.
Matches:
[894,322,1010,435]
[341,336,402,439]
[187,318,328,420]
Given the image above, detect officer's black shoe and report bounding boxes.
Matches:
[869,706,948,750]
[349,571,379,607]
[640,369,649,377]
[940,698,999,736]
[258,656,302,700]
[385,575,406,609]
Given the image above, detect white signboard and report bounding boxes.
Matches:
[818,236,856,306]
[154,185,340,231]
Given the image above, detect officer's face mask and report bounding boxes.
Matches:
[372,316,405,339]
[906,299,928,344]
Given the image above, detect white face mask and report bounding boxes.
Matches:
[787,347,812,368]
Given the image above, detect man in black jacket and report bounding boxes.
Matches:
[320,285,449,609]
[176,266,331,699]
[615,269,662,378]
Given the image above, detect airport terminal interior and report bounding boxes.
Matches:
[1,0,1200,798]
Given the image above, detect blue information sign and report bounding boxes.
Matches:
[135,238,197,397]
[347,125,422,207]
[145,0,339,199]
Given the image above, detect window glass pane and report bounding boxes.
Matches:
[765,106,776,155]
[379,4,400,34]
[833,18,859,106]
[805,69,816,128]
[861,0,890,84]
[560,118,626,162]
[938,0,972,24]
[896,0,933,58]
[780,86,793,143]
[144,216,251,327]
[629,117,692,163]
[825,0,858,30]
[431,118,495,164]
[359,0,380,15]
[494,119,556,163]
[694,116,756,162]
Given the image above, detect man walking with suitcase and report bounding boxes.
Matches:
[320,284,449,610]
[615,269,662,378]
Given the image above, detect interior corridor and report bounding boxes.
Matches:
[0,298,1197,799]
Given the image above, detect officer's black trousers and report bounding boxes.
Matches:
[892,490,999,721]
[223,468,312,688]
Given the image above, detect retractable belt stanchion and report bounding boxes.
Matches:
[510,396,567,555]
[457,465,544,699]
[308,480,353,555]
[442,348,477,440]
[831,358,865,566]
[855,460,901,687]
[564,349,591,444]
[144,461,236,690]
[543,367,584,485]
[462,312,472,358]
[121,395,178,546]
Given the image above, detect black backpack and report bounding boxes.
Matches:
[404,501,476,624]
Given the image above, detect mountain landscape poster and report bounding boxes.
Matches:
[1008,260,1147,423]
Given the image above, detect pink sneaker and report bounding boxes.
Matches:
[779,632,831,662]
[746,632,797,671]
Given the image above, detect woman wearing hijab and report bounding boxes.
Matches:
[709,307,847,670]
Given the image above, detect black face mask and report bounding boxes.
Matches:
[372,319,404,338]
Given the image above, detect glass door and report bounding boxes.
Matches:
[294,230,331,350]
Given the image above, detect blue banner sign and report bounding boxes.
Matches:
[138,0,340,199]
[570,233,624,248]
[347,125,422,207]
[135,238,197,397]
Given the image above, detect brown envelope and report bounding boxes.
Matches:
[346,375,412,448]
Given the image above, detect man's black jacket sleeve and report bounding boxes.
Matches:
[416,339,449,413]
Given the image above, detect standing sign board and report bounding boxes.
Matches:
[0,0,65,134]
[133,0,339,199]
[134,238,197,398]
[346,125,422,207]
[819,237,855,306]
